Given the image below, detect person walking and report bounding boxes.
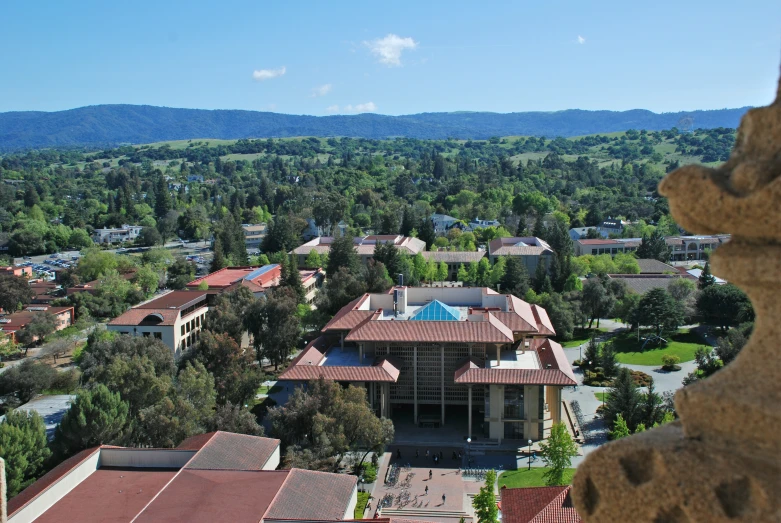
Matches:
[396,449,401,459]
[425,485,429,495]
[425,449,429,458]
[416,449,419,458]
[429,470,433,480]
[442,493,446,505]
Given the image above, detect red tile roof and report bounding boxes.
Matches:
[531,305,556,336]
[345,316,515,343]
[264,468,357,521]
[501,486,581,523]
[278,362,400,383]
[322,295,371,331]
[135,469,290,523]
[184,431,280,471]
[8,447,101,517]
[454,367,576,386]
[107,308,181,326]
[135,290,208,309]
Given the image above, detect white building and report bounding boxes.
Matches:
[91,224,143,244]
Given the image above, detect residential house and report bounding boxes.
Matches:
[597,218,626,237]
[6,431,359,523]
[430,213,461,234]
[569,227,597,241]
[487,237,554,274]
[302,218,349,241]
[291,235,426,268]
[106,291,209,356]
[279,286,575,444]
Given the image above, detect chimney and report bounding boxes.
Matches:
[397,273,404,287]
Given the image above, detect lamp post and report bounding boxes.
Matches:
[359,478,364,493]
[467,437,471,465]
[528,439,533,470]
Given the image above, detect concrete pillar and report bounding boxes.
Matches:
[358,343,363,362]
[413,345,418,426]
[440,345,445,425]
[468,385,473,440]
[384,383,390,418]
[495,344,500,367]
[340,332,344,349]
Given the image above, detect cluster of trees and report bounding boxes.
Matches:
[604,368,675,438]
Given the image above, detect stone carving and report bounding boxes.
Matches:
[572,68,781,522]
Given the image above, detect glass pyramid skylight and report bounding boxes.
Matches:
[409,300,461,321]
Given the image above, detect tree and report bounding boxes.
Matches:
[167,258,196,290]
[472,469,498,523]
[281,255,306,304]
[304,249,322,269]
[0,410,51,497]
[157,210,180,244]
[183,331,262,405]
[610,414,631,440]
[696,284,752,331]
[327,235,360,276]
[499,257,529,297]
[698,262,717,289]
[17,312,58,348]
[0,275,34,313]
[418,217,436,250]
[315,267,366,316]
[137,361,216,447]
[613,253,640,274]
[262,214,299,254]
[68,228,93,249]
[600,340,618,378]
[268,378,394,472]
[210,237,227,273]
[635,229,671,262]
[635,288,683,337]
[363,260,392,293]
[581,278,614,329]
[133,264,160,296]
[137,227,162,247]
[604,368,643,432]
[154,174,172,218]
[211,401,264,435]
[52,384,129,457]
[532,259,548,293]
[77,248,118,281]
[539,422,578,486]
[539,293,573,340]
[202,286,256,341]
[245,287,301,370]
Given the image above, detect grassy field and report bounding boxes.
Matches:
[257,384,283,396]
[499,468,576,488]
[557,328,607,348]
[594,392,608,402]
[354,492,370,518]
[612,329,705,366]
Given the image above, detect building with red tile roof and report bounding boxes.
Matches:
[0,305,74,344]
[499,485,581,523]
[7,431,359,523]
[291,235,426,266]
[106,291,209,357]
[487,237,554,273]
[185,264,324,302]
[279,286,575,444]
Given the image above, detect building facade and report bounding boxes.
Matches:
[487,237,554,274]
[278,287,575,444]
[291,235,426,267]
[241,223,267,251]
[107,291,209,356]
[91,225,143,244]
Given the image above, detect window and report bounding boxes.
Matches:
[504,386,524,419]
[504,421,524,440]
[142,332,150,337]
[186,322,191,333]
[153,332,162,340]
[181,325,185,336]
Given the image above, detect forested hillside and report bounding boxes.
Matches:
[0,104,749,152]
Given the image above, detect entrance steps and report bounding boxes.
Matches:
[380,508,472,521]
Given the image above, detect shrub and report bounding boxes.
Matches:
[573,359,583,367]
[49,368,80,393]
[362,463,378,483]
[661,354,681,371]
[630,370,653,387]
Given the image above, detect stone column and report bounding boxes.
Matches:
[413,345,418,425]
[573,71,781,522]
[468,385,473,440]
[440,345,445,425]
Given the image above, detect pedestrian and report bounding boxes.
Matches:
[416,449,419,458]
[396,449,401,459]
[429,470,433,480]
[442,493,446,504]
[425,485,429,495]
[458,452,462,459]
[425,449,429,458]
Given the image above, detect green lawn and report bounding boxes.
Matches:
[257,384,283,396]
[354,491,370,518]
[557,328,607,348]
[612,329,704,366]
[594,392,608,402]
[498,468,576,488]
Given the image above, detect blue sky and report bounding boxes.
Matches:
[2,1,780,115]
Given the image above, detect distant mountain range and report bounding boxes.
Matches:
[0,104,751,152]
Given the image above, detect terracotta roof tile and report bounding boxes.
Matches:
[278,364,399,383]
[107,308,181,326]
[345,318,514,343]
[454,367,575,386]
[531,305,556,336]
[322,295,371,332]
[507,295,539,332]
[501,486,581,523]
[421,251,486,263]
[264,468,357,520]
[185,431,280,471]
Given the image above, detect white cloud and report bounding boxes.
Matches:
[364,34,418,66]
[252,66,286,81]
[325,102,377,114]
[577,35,586,44]
[311,84,332,97]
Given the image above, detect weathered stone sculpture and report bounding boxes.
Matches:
[572,69,781,522]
